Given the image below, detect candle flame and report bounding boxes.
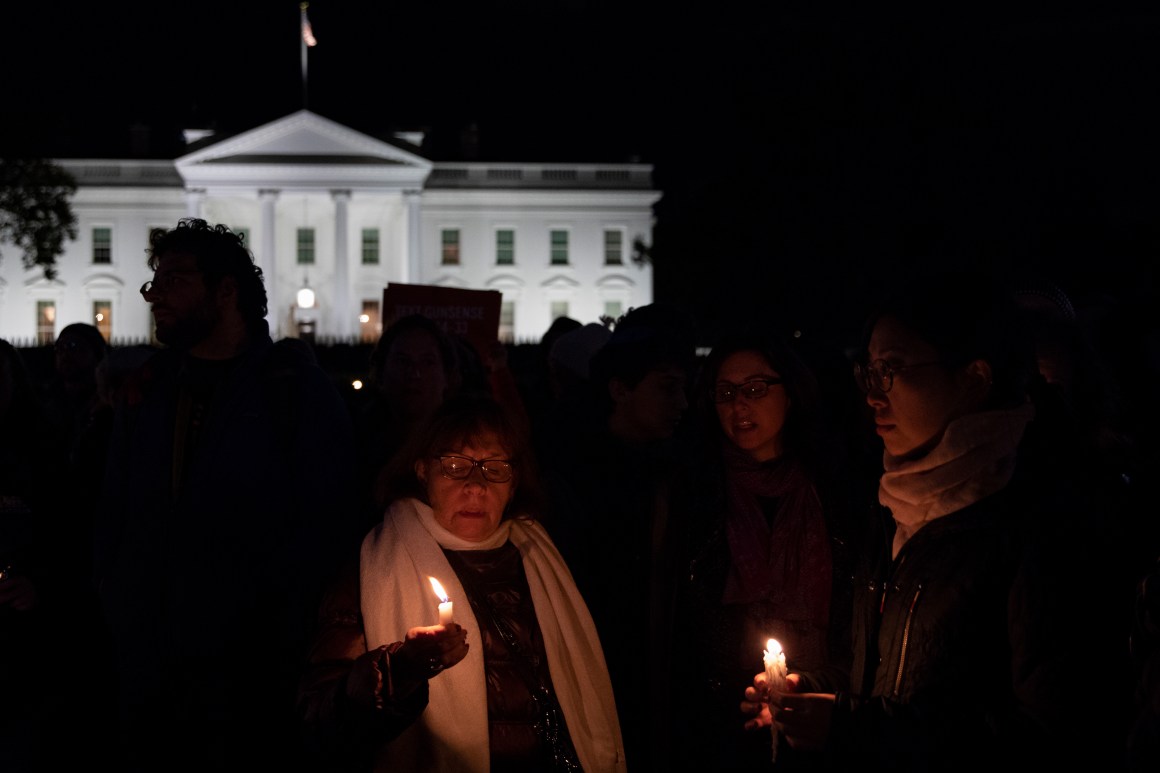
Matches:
[428,576,450,603]
[765,638,782,657]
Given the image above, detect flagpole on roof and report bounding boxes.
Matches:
[300,2,317,109]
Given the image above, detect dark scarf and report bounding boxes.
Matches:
[721,441,832,628]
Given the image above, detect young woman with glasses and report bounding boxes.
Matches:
[741,270,1133,772]
[298,393,625,772]
[669,326,866,771]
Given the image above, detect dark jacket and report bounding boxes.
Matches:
[541,423,683,772]
[297,550,428,773]
[95,335,359,771]
[804,472,1131,773]
[669,447,865,772]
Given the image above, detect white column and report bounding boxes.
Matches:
[331,189,352,340]
[185,188,205,218]
[259,189,280,336]
[404,189,422,284]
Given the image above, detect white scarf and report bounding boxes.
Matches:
[879,402,1035,557]
[360,497,627,773]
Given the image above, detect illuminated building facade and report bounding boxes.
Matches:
[0,110,658,345]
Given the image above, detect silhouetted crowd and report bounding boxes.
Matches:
[1,218,1157,772]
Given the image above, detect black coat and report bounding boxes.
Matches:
[668,448,866,773]
[807,472,1133,773]
[95,336,360,771]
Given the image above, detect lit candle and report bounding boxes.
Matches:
[763,638,787,763]
[428,576,454,625]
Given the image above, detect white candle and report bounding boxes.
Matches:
[763,638,787,763]
[428,576,454,625]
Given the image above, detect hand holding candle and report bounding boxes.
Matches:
[763,638,788,763]
[428,576,454,625]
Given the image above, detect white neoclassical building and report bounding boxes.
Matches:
[0,110,658,345]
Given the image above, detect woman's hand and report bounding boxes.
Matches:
[741,671,834,751]
[741,671,802,730]
[399,623,470,678]
[385,623,471,695]
[346,624,470,709]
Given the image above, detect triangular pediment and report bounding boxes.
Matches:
[541,275,582,290]
[174,110,432,192]
[177,110,430,169]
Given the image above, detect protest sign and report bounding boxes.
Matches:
[382,283,502,361]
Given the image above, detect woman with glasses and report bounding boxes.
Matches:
[669,326,866,771]
[299,393,625,772]
[741,271,1132,771]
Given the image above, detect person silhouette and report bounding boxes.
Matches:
[353,314,465,531]
[0,339,66,772]
[541,302,699,772]
[95,218,359,772]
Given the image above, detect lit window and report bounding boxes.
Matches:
[550,300,569,321]
[234,227,249,247]
[297,228,315,265]
[441,229,460,265]
[92,227,112,264]
[550,230,569,265]
[499,301,515,343]
[496,229,514,265]
[360,300,381,343]
[604,300,623,321]
[604,229,623,265]
[362,229,380,265]
[93,301,112,341]
[36,301,56,345]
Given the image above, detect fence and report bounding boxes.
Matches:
[11,337,546,396]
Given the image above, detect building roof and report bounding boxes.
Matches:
[53,110,655,193]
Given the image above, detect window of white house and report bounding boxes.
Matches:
[362,229,380,265]
[550,230,569,265]
[360,300,381,343]
[496,229,514,265]
[92,227,112,264]
[604,229,624,265]
[499,301,515,343]
[441,229,461,265]
[550,300,569,321]
[36,300,56,345]
[297,228,315,265]
[233,227,249,247]
[93,301,112,341]
[603,300,624,322]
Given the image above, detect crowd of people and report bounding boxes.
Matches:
[1,216,1158,772]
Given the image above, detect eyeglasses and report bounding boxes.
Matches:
[713,377,784,403]
[854,359,943,393]
[434,454,514,483]
[140,272,197,297]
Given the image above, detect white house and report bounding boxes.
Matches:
[0,110,659,346]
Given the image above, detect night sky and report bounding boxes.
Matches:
[3,2,1159,347]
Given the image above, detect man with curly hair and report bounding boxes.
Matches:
[96,218,359,771]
